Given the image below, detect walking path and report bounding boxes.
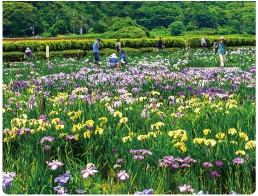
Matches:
[188,67,240,71]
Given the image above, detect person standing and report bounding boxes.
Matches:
[216,36,227,67]
[93,38,101,65]
[201,36,206,48]
[157,37,164,50]
[115,38,121,53]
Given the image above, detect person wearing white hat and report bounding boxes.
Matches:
[216,36,227,67]
[108,53,119,68]
[24,47,33,58]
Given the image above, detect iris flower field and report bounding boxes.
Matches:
[2,48,256,194]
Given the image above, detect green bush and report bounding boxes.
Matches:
[170,21,186,36]
[3,36,256,60]
[103,26,147,38]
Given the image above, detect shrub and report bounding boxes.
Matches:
[170,21,186,36]
[103,26,147,38]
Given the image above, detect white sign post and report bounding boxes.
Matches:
[46,46,49,63]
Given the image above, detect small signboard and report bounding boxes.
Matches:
[46,46,49,58]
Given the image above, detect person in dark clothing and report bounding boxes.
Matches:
[24,47,33,58]
[157,37,164,50]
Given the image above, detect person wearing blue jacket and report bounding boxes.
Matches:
[93,38,101,65]
[216,36,227,67]
[120,50,126,65]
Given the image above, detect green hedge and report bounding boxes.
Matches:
[3,36,255,53]
[3,47,160,62]
[2,36,256,61]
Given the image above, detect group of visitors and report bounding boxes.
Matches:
[24,35,227,68]
[93,36,226,68]
[93,38,126,68]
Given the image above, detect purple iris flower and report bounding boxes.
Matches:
[46,160,64,170]
[38,114,48,122]
[66,135,75,140]
[76,189,86,194]
[210,171,221,177]
[24,128,31,134]
[134,155,145,160]
[113,148,118,154]
[117,158,123,163]
[81,163,98,178]
[134,188,154,194]
[43,145,51,151]
[215,160,224,167]
[116,170,130,181]
[2,172,16,190]
[54,171,72,185]
[53,186,67,194]
[203,162,214,168]
[180,163,190,168]
[183,157,197,163]
[40,136,55,143]
[233,157,244,165]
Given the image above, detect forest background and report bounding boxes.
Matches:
[2,1,256,39]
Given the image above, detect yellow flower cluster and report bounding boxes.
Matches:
[168,129,188,152]
[68,110,82,121]
[193,127,255,156]
[48,92,69,107]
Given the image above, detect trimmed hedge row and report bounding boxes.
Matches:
[3,47,163,62]
[3,36,255,53]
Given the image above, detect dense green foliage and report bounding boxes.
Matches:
[3,1,255,38]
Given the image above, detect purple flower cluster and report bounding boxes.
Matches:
[2,172,16,191]
[202,160,225,178]
[51,166,87,194]
[14,128,32,135]
[38,114,49,122]
[40,136,55,151]
[129,149,153,160]
[158,156,197,168]
[13,80,30,92]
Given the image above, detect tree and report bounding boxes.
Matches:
[193,9,216,29]
[103,26,147,38]
[49,19,68,36]
[2,1,256,37]
[3,2,37,37]
[170,21,185,36]
[108,17,137,31]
